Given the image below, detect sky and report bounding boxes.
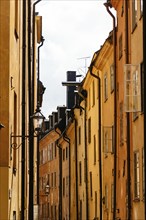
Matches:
[36,0,116,118]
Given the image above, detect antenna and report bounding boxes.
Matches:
[77,56,90,75]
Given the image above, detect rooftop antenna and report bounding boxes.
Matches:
[77,56,90,75]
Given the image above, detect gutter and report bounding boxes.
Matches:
[37,36,45,207]
[88,67,102,220]
[63,135,71,220]
[104,2,117,220]
[143,0,146,217]
[21,0,26,219]
[29,1,42,219]
[125,1,131,219]
[74,91,88,220]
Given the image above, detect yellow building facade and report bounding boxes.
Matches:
[0,0,44,219]
[110,0,144,219]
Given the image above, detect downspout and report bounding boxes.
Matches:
[89,68,102,220]
[28,1,42,219]
[76,92,88,220]
[37,37,45,207]
[21,0,26,219]
[63,135,71,220]
[143,0,146,218]
[125,1,131,219]
[55,128,62,220]
[104,3,117,220]
[74,117,79,220]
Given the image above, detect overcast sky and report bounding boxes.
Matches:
[36,0,115,118]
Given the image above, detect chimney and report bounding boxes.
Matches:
[66,71,76,109]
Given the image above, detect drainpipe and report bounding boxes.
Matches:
[125,1,131,219]
[143,1,146,218]
[28,1,42,219]
[37,37,45,207]
[104,2,117,220]
[75,91,88,220]
[63,135,71,220]
[89,68,102,220]
[55,129,62,220]
[21,0,26,219]
[74,117,79,220]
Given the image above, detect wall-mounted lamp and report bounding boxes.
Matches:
[11,107,45,149]
[40,184,50,196]
[0,123,5,129]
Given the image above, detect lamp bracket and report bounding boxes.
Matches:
[11,133,38,150]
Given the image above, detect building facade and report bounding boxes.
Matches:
[0,0,44,219]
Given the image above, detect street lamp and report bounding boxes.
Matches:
[11,107,45,148]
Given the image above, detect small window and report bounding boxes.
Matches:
[78,126,81,145]
[119,34,123,59]
[105,184,108,209]
[54,172,56,188]
[142,148,145,200]
[104,73,108,101]
[14,0,19,39]
[141,62,144,112]
[63,149,65,161]
[110,64,114,92]
[111,184,114,212]
[120,102,124,146]
[88,118,91,144]
[90,172,93,198]
[140,0,143,16]
[134,151,140,200]
[92,80,95,106]
[94,135,96,164]
[66,176,69,196]
[79,200,82,220]
[63,178,65,196]
[132,0,137,30]
[79,161,82,185]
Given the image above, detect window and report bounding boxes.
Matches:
[88,87,91,109]
[142,148,145,200]
[66,176,69,196]
[133,70,139,119]
[110,64,114,92]
[132,0,137,30]
[54,172,56,188]
[134,151,140,199]
[104,131,108,155]
[63,149,65,161]
[66,146,68,159]
[14,0,19,39]
[94,135,96,164]
[104,73,108,101]
[105,184,108,209]
[48,203,50,218]
[90,172,93,198]
[141,62,144,112]
[119,34,123,59]
[140,0,143,15]
[120,102,124,146]
[92,80,95,106]
[95,191,97,218]
[54,143,57,158]
[79,161,82,185]
[63,178,65,196]
[79,200,82,220]
[78,126,81,145]
[111,184,114,212]
[51,173,53,188]
[88,118,91,144]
